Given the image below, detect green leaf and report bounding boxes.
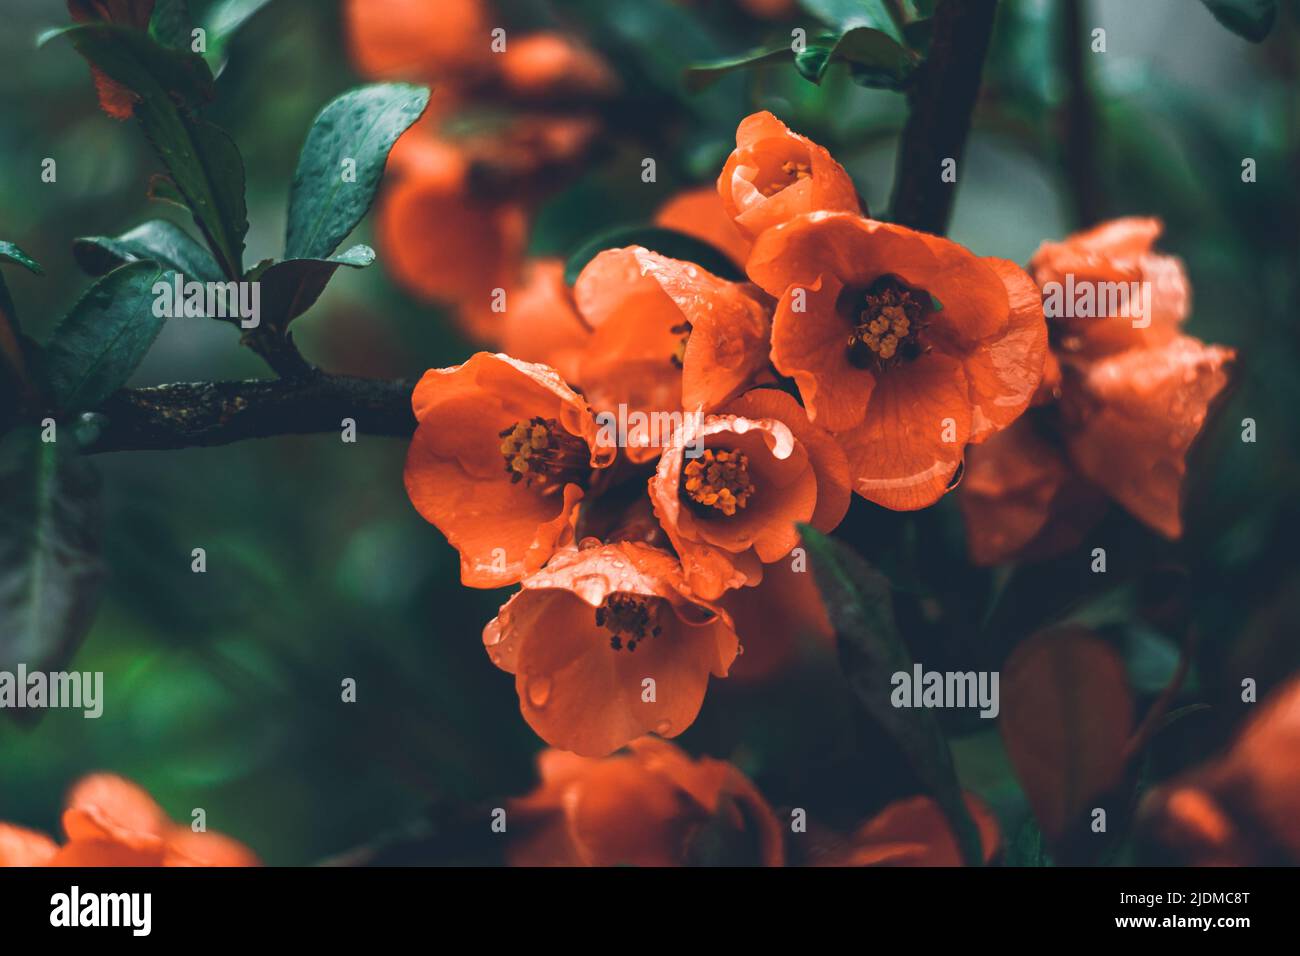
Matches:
[0,244,44,407]
[685,41,808,92]
[801,0,906,44]
[0,426,104,676]
[49,23,248,280]
[255,244,376,331]
[284,83,430,261]
[0,243,45,276]
[564,226,743,286]
[201,0,274,75]
[800,25,918,88]
[74,220,222,283]
[150,0,194,49]
[799,524,984,866]
[44,261,170,413]
[1199,0,1277,42]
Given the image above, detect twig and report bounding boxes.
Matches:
[83,374,416,454]
[889,0,1000,235]
[1060,0,1102,227]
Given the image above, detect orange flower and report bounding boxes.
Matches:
[482,542,739,756]
[344,0,491,85]
[812,794,1001,866]
[499,258,592,384]
[573,247,772,461]
[654,186,753,271]
[961,218,1235,561]
[1139,676,1300,865]
[404,353,615,588]
[506,737,783,865]
[497,33,618,100]
[1030,216,1188,359]
[649,388,850,600]
[67,0,155,119]
[719,553,833,682]
[1059,335,1233,538]
[717,111,861,240]
[959,416,1107,566]
[376,127,527,340]
[747,212,1048,510]
[0,774,257,867]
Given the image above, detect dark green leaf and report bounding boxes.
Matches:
[0,245,43,409]
[803,25,918,88]
[0,243,44,276]
[74,220,222,283]
[800,524,984,866]
[284,83,430,261]
[564,226,743,286]
[0,427,104,676]
[44,261,169,413]
[201,0,274,75]
[794,44,835,83]
[150,0,194,49]
[1199,0,1277,42]
[685,41,805,92]
[48,23,248,279]
[255,245,376,331]
[801,0,906,44]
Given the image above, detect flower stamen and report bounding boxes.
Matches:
[499,416,589,490]
[682,448,754,517]
[596,593,663,652]
[759,159,812,197]
[847,278,927,368]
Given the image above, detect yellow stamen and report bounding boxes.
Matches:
[682,448,755,517]
[847,280,926,367]
[498,416,588,489]
[759,159,812,197]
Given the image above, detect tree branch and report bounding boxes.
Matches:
[1060,0,1102,227]
[83,373,416,454]
[889,0,999,235]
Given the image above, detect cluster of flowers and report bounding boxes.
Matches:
[400,108,1234,765]
[7,670,1297,866]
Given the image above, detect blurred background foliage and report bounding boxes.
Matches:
[1,0,1296,864]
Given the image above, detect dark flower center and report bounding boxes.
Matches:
[845,276,929,369]
[498,417,588,490]
[682,448,754,517]
[596,594,663,652]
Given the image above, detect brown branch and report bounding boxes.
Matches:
[1060,0,1102,227]
[83,373,416,454]
[889,0,1000,235]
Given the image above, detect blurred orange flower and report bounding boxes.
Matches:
[574,247,772,461]
[650,388,850,599]
[747,212,1048,510]
[483,542,739,756]
[0,774,257,867]
[499,258,592,384]
[812,794,1001,867]
[404,353,615,588]
[344,0,491,84]
[961,218,1235,562]
[719,552,833,682]
[506,737,783,865]
[1140,676,1300,865]
[718,112,862,240]
[376,126,528,342]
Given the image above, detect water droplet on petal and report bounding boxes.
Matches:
[526,675,553,708]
